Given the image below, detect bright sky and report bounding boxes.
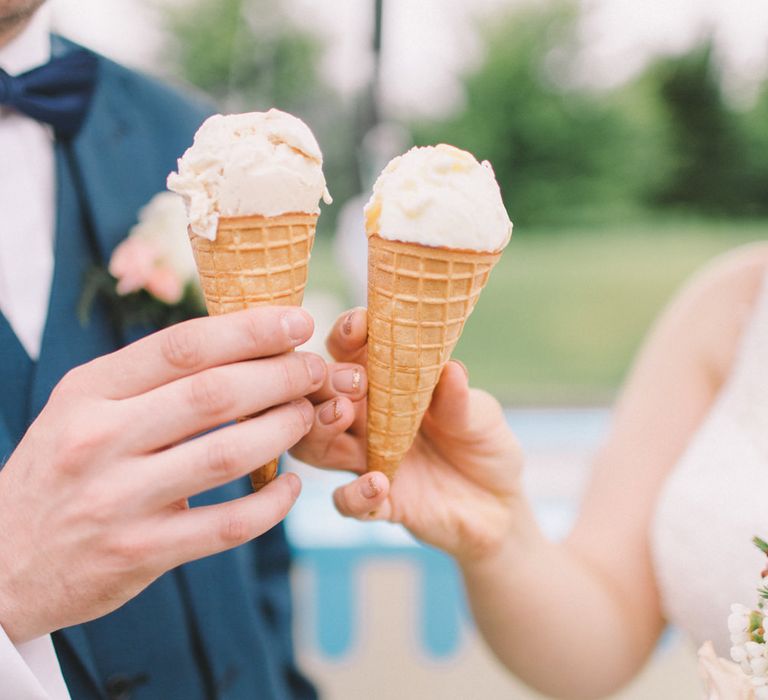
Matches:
[50,0,768,116]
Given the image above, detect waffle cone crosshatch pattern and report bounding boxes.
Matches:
[189,213,318,313]
[366,235,501,478]
[189,212,318,490]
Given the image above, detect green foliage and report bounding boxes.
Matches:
[739,86,768,213]
[646,44,765,214]
[413,2,644,226]
[413,1,768,225]
[79,267,206,331]
[165,0,322,112]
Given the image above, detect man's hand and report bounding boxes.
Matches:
[0,307,328,644]
[292,308,525,563]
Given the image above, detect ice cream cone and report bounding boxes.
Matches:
[190,213,316,312]
[366,234,501,479]
[189,212,317,490]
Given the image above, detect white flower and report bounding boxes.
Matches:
[129,191,197,283]
[109,192,198,304]
[746,642,764,659]
[734,647,750,664]
[751,657,768,676]
[731,613,751,634]
[733,632,752,645]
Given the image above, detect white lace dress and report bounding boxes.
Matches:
[652,275,768,655]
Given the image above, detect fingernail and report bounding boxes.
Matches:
[452,359,469,379]
[292,399,314,429]
[304,354,326,385]
[282,310,312,345]
[319,399,342,425]
[284,472,302,498]
[362,474,382,499]
[332,367,361,394]
[342,311,354,336]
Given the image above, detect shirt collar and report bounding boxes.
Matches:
[0,5,51,76]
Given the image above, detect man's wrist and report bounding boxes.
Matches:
[0,580,30,645]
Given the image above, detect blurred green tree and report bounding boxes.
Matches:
[412,2,647,226]
[165,0,321,111]
[413,1,768,225]
[732,82,768,216]
[647,43,765,214]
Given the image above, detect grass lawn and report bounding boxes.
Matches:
[310,217,768,404]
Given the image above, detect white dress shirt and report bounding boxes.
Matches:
[0,6,55,360]
[0,7,72,700]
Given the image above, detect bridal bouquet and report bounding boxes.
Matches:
[699,538,768,700]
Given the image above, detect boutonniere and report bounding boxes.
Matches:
[697,537,768,700]
[79,191,206,329]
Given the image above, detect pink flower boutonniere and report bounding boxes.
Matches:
[80,192,206,329]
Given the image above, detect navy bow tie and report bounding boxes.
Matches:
[0,49,98,139]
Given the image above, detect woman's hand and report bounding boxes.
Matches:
[291,307,524,563]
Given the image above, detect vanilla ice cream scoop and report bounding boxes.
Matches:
[364,144,512,252]
[167,109,331,240]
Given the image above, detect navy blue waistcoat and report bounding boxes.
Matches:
[0,38,316,700]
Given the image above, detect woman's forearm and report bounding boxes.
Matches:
[460,500,655,700]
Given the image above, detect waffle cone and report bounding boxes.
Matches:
[366,234,501,479]
[189,212,317,490]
